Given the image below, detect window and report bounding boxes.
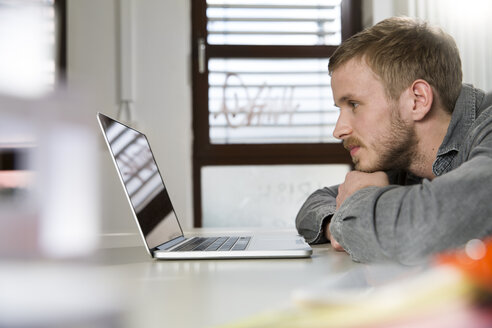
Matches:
[0,0,65,97]
[192,0,361,227]
[54,0,67,83]
[209,58,339,144]
[0,0,66,202]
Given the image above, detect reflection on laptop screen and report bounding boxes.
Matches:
[99,114,183,249]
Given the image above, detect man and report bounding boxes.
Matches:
[296,17,492,265]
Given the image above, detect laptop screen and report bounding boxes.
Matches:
[98,113,183,249]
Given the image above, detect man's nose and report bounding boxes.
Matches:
[333,110,352,140]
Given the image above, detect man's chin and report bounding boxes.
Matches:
[355,167,376,173]
[354,163,369,173]
[354,161,380,173]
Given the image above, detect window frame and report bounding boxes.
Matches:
[191,0,361,227]
[54,0,67,83]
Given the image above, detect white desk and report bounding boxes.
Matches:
[1,230,485,328]
[93,230,358,328]
[0,229,386,328]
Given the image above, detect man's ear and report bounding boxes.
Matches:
[410,79,433,121]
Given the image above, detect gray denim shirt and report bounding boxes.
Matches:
[295,84,492,265]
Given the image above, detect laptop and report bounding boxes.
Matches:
[97,113,312,259]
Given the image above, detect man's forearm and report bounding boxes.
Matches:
[330,156,492,264]
[295,171,404,245]
[295,186,338,244]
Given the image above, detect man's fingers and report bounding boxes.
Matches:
[331,239,346,252]
[336,183,345,209]
[325,222,346,252]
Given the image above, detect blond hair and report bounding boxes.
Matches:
[328,17,462,113]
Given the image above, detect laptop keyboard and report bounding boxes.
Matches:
[173,236,251,252]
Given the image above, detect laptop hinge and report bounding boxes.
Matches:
[154,236,187,251]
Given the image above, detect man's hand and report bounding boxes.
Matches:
[326,171,389,252]
[324,222,345,252]
[336,171,389,209]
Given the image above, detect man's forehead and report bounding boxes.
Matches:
[331,59,383,103]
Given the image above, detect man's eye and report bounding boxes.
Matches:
[349,102,359,109]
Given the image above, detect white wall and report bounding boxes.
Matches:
[67,0,193,238]
[366,0,409,27]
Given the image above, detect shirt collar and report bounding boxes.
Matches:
[432,84,485,176]
[437,84,478,157]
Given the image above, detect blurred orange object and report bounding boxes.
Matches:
[436,237,492,292]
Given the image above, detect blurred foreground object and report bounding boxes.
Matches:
[0,91,99,259]
[0,92,117,327]
[220,238,492,328]
[436,237,492,293]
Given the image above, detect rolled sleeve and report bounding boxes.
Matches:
[295,186,338,244]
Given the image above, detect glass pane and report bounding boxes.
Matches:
[201,164,350,228]
[206,0,342,46]
[209,58,338,144]
[0,0,56,97]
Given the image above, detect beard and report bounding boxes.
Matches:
[344,105,419,173]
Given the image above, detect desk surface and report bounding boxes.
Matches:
[0,229,367,328]
[94,232,357,328]
[1,229,485,328]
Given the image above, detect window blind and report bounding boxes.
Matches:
[208,58,338,144]
[207,0,342,45]
[206,0,343,144]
